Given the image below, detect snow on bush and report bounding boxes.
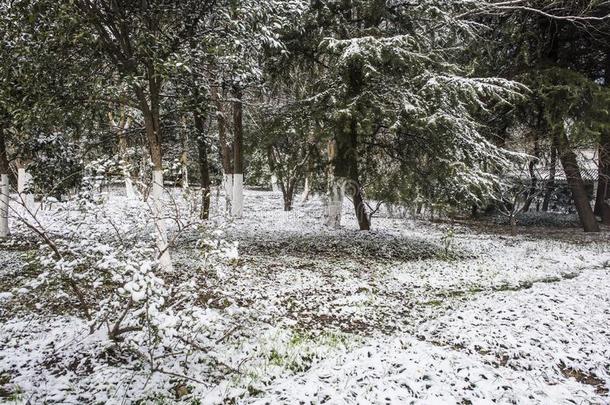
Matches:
[3,190,246,402]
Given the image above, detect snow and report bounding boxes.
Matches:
[0,188,609,403]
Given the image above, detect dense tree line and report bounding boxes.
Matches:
[0,0,608,239]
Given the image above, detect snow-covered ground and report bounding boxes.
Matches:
[1,189,609,404]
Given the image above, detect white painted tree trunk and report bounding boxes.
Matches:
[325,177,344,228]
[121,118,136,199]
[271,175,279,192]
[181,163,189,190]
[223,173,233,212]
[119,159,136,200]
[301,177,310,202]
[17,168,35,212]
[232,173,244,218]
[124,175,136,199]
[110,112,137,200]
[0,174,9,238]
[151,170,173,271]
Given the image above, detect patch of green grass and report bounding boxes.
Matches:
[438,287,484,299]
[422,299,443,307]
[271,330,353,372]
[434,249,464,262]
[246,385,264,397]
[0,376,24,403]
[317,330,351,348]
[268,349,284,366]
[135,389,200,405]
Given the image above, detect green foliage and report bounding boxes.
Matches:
[521,67,608,146]
[27,132,84,198]
[271,1,528,210]
[2,0,607,220]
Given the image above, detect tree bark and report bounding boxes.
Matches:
[152,170,172,270]
[595,52,610,223]
[555,129,599,232]
[194,113,211,220]
[280,182,295,211]
[110,112,136,199]
[211,85,233,211]
[301,177,310,203]
[595,131,610,224]
[325,173,344,228]
[16,160,34,213]
[180,118,189,190]
[0,125,9,238]
[333,118,370,231]
[522,129,540,212]
[231,87,244,218]
[329,56,370,230]
[522,160,537,213]
[133,63,164,172]
[134,73,173,268]
[301,138,316,203]
[542,141,557,212]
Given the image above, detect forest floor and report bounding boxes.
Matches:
[1,189,609,404]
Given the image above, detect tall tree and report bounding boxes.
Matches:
[0,121,9,238]
[281,1,526,229]
[0,0,99,236]
[472,0,609,231]
[69,0,227,268]
[594,53,610,224]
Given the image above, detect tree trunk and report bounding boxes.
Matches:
[281,181,296,211]
[134,78,172,269]
[542,141,557,212]
[139,139,148,185]
[138,101,163,172]
[194,113,211,220]
[119,139,136,200]
[601,202,610,226]
[509,215,517,236]
[0,126,9,238]
[110,112,136,199]
[325,173,344,228]
[231,87,244,219]
[351,181,370,230]
[301,177,311,203]
[594,130,610,222]
[211,85,233,212]
[271,175,279,192]
[180,119,189,190]
[333,118,370,231]
[283,195,292,211]
[16,162,34,214]
[152,170,172,270]
[301,139,316,203]
[283,191,293,211]
[555,129,599,232]
[222,174,233,213]
[330,58,370,230]
[522,132,540,212]
[595,52,610,223]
